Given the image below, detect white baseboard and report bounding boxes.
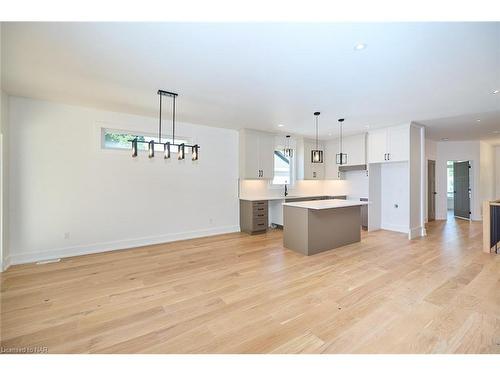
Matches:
[1,256,11,272]
[408,226,426,240]
[380,222,408,234]
[8,225,241,266]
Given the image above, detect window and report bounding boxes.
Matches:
[272,149,292,185]
[102,128,189,153]
[447,161,454,199]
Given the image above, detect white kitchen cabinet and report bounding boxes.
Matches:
[341,133,367,166]
[324,139,341,180]
[367,128,388,163]
[239,129,275,179]
[296,138,325,180]
[368,125,409,164]
[387,125,409,162]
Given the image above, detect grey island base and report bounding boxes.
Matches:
[283,199,368,256]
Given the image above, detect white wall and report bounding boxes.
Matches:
[424,138,437,222]
[1,22,10,271]
[496,146,500,198]
[436,141,481,220]
[480,142,496,210]
[343,170,369,200]
[409,124,424,238]
[380,162,410,233]
[7,97,240,265]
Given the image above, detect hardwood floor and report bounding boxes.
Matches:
[1,217,499,354]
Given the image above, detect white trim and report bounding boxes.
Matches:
[7,225,240,266]
[380,222,408,234]
[409,226,426,240]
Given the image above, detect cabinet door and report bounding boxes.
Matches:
[324,140,340,180]
[302,141,314,179]
[343,134,366,166]
[258,132,275,179]
[387,125,409,162]
[367,129,387,164]
[241,130,261,179]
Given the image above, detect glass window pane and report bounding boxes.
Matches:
[272,149,291,185]
[103,129,189,152]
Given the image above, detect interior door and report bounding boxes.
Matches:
[428,160,436,221]
[453,161,470,220]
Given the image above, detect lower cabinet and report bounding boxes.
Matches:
[240,200,268,234]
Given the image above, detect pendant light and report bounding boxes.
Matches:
[284,135,293,158]
[311,112,323,163]
[164,142,170,159]
[148,139,155,158]
[132,138,138,157]
[336,118,347,165]
[192,144,199,161]
[178,143,185,160]
[130,90,200,161]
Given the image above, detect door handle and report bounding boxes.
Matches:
[433,192,437,195]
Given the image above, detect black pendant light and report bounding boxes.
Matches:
[284,135,293,158]
[132,138,138,157]
[130,90,200,161]
[336,118,348,165]
[192,144,199,161]
[311,112,323,163]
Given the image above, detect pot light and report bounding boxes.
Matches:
[476,119,481,122]
[441,138,449,141]
[278,124,284,127]
[493,89,499,94]
[493,130,500,134]
[354,43,367,51]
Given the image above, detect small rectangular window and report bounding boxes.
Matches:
[102,128,190,153]
[272,149,292,185]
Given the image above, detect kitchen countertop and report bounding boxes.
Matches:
[282,199,368,210]
[239,194,341,202]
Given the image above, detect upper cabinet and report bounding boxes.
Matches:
[341,133,367,166]
[367,125,409,164]
[239,129,275,179]
[296,138,325,180]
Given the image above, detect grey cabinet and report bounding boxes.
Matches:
[240,200,268,234]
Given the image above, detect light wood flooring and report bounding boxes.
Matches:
[1,217,499,353]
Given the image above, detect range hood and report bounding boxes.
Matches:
[338,164,367,172]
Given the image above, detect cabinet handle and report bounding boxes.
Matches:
[388,153,390,160]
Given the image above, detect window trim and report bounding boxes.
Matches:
[100,127,192,153]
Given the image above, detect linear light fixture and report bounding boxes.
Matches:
[311,112,323,163]
[336,118,348,165]
[131,90,200,161]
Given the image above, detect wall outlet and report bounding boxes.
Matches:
[394,204,399,208]
[64,232,70,240]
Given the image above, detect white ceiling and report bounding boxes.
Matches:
[2,22,500,141]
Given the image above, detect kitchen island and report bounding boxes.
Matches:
[283,199,368,255]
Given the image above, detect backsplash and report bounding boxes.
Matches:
[239,179,349,198]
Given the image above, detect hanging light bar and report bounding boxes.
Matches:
[284,135,293,158]
[311,112,323,163]
[130,90,200,161]
[336,118,348,165]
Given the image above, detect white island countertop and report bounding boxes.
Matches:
[282,199,368,210]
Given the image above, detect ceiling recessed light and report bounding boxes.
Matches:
[354,43,367,51]
[476,119,481,122]
[493,89,499,94]
[441,138,449,141]
[493,130,500,134]
[328,133,332,136]
[278,124,284,127]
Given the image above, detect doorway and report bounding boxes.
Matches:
[428,160,436,221]
[447,160,471,220]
